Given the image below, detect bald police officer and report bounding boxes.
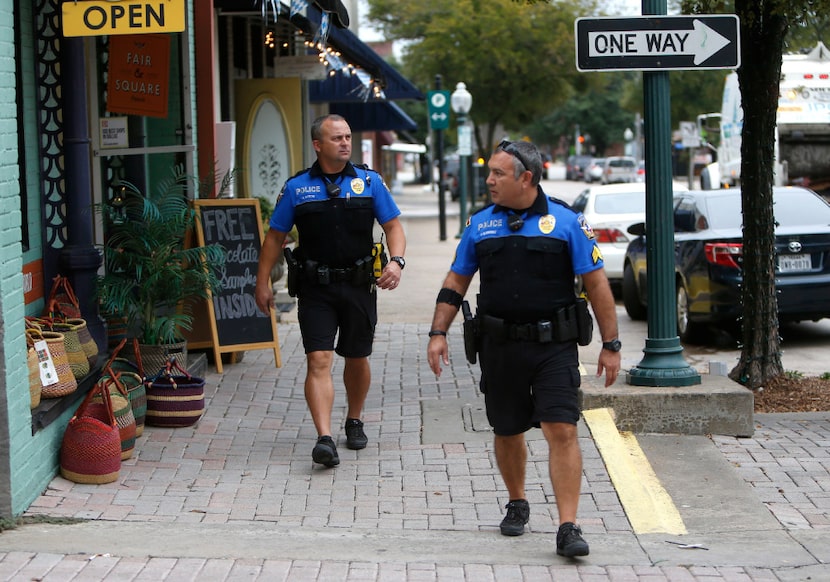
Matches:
[427,140,620,558]
[256,114,406,468]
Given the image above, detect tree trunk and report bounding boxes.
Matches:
[728,1,788,388]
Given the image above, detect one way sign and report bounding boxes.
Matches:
[575,15,740,72]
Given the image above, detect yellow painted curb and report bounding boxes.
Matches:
[583,408,687,535]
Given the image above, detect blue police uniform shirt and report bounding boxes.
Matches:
[270,161,400,267]
[452,186,604,322]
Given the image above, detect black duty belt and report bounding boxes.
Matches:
[305,265,355,284]
[480,304,580,343]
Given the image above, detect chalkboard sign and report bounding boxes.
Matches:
[188,199,281,373]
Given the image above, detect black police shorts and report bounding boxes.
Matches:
[297,281,377,357]
[479,337,581,435]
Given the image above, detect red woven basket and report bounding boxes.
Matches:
[59,381,121,484]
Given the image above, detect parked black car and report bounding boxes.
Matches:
[622,187,830,342]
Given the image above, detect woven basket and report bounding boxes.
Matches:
[35,330,78,399]
[51,321,90,380]
[133,341,188,378]
[144,359,205,428]
[27,344,41,409]
[104,340,147,437]
[59,381,121,484]
[66,318,99,368]
[93,376,136,460]
[103,370,146,438]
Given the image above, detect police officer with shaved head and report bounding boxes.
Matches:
[256,114,406,468]
[427,139,620,558]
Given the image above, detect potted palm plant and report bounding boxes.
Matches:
[97,164,226,373]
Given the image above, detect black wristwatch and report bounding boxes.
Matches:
[602,339,622,352]
[391,256,406,270]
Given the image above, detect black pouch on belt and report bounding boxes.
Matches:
[284,247,301,297]
[461,301,480,365]
[575,297,593,346]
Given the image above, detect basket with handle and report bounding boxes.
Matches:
[143,356,205,428]
[26,326,77,399]
[59,379,121,484]
[93,374,137,460]
[102,340,147,437]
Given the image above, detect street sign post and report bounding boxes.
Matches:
[575,15,740,72]
[427,90,450,130]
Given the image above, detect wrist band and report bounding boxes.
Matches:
[428,330,447,337]
[436,287,463,308]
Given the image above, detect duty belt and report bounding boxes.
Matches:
[480,305,580,343]
[305,265,356,284]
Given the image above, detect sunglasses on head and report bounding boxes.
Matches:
[498,139,532,172]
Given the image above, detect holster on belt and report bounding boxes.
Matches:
[461,300,479,365]
[575,297,593,346]
[284,247,301,297]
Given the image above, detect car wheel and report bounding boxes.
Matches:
[622,263,647,320]
[676,283,702,343]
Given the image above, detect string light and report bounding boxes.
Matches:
[264,31,275,49]
[303,40,386,101]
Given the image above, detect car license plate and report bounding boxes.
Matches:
[778,253,812,272]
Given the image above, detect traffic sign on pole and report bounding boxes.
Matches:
[427,90,450,130]
[575,15,740,72]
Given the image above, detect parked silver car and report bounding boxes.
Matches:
[601,156,637,184]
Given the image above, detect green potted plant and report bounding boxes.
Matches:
[97,164,226,373]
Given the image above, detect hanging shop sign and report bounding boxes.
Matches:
[106,34,171,118]
[62,0,185,37]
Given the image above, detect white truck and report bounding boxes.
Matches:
[699,41,830,193]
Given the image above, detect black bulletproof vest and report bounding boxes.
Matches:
[294,196,376,268]
[476,234,576,322]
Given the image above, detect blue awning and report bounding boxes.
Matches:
[303,8,423,102]
[329,101,417,132]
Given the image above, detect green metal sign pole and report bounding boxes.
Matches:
[626,0,700,386]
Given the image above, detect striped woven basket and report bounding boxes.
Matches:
[144,359,205,428]
[93,376,136,460]
[50,321,90,380]
[102,370,146,438]
[66,318,99,368]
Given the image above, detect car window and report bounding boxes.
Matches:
[609,158,636,168]
[594,192,646,214]
[572,192,588,212]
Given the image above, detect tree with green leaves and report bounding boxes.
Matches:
[367,0,601,157]
[683,0,830,388]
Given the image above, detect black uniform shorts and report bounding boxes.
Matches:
[479,336,581,435]
[297,281,377,357]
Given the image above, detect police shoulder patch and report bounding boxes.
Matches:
[578,214,596,240]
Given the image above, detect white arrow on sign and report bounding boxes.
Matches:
[588,19,730,65]
[431,112,448,121]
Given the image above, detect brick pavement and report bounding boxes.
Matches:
[3,206,829,580]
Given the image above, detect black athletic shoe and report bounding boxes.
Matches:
[499,499,530,536]
[556,522,590,557]
[344,418,368,450]
[312,436,340,467]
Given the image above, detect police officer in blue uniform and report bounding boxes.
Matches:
[427,140,620,558]
[256,114,406,468]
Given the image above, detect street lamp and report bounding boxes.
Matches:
[451,82,473,236]
[623,127,634,158]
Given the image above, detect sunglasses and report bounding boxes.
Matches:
[498,139,532,172]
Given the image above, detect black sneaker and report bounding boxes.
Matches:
[344,418,368,450]
[556,522,589,557]
[312,436,340,467]
[499,499,530,536]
